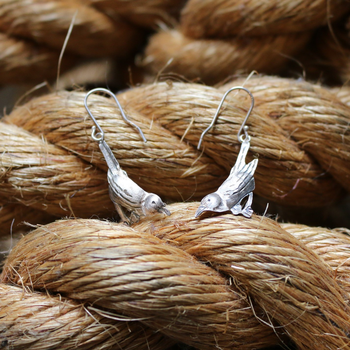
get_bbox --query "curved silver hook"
[84,87,147,143]
[197,86,254,150]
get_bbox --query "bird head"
[142,193,171,216]
[195,193,222,218]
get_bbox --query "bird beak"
[195,205,206,218]
[158,206,171,216]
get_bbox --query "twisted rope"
[0,0,184,84]
[180,0,350,37]
[88,0,186,28]
[0,0,348,85]
[1,204,350,349]
[142,1,350,84]
[0,0,142,57]
[0,32,77,84]
[0,78,349,233]
[0,216,279,349]
[142,29,311,85]
[0,283,172,350]
[220,76,350,193]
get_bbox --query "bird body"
[107,168,146,214]
[195,139,258,218]
[84,87,170,224]
[99,139,170,224]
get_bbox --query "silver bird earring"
[195,86,258,219]
[85,88,171,224]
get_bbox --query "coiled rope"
[1,203,350,349]
[0,77,349,233]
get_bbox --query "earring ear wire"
[197,86,254,150]
[195,86,258,219]
[85,87,147,143]
[84,88,170,224]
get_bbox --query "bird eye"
[208,199,210,202]
[152,201,156,204]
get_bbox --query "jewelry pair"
[84,87,258,225]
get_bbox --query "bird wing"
[218,158,258,197]
[107,169,145,211]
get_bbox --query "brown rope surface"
[0,2,350,348]
[331,85,350,106]
[0,217,279,349]
[2,203,350,348]
[0,122,112,218]
[0,78,349,233]
[134,202,350,349]
[0,0,142,57]
[0,90,225,213]
[88,0,186,28]
[117,81,346,201]
[142,29,311,85]
[280,223,350,294]
[141,1,350,85]
[0,283,172,350]
[0,0,179,84]
[0,0,348,85]
[180,0,350,37]
[0,32,76,84]
[220,75,350,193]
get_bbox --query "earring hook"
[197,86,254,150]
[84,87,147,143]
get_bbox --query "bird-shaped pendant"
[99,138,170,224]
[195,138,258,218]
[85,88,170,225]
[195,86,258,219]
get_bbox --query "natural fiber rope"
[2,203,350,349]
[331,85,350,107]
[141,1,350,84]
[87,0,186,28]
[0,0,142,57]
[0,283,173,350]
[0,122,113,218]
[117,80,347,198]
[1,77,349,233]
[0,0,186,84]
[142,29,311,85]
[134,203,350,349]
[0,3,349,349]
[0,32,76,84]
[0,0,348,85]
[280,223,350,295]
[180,0,350,37]
[220,75,350,193]
[0,216,279,349]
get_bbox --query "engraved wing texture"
[195,138,258,218]
[84,88,170,224]
[217,139,258,199]
[219,158,258,198]
[194,86,257,219]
